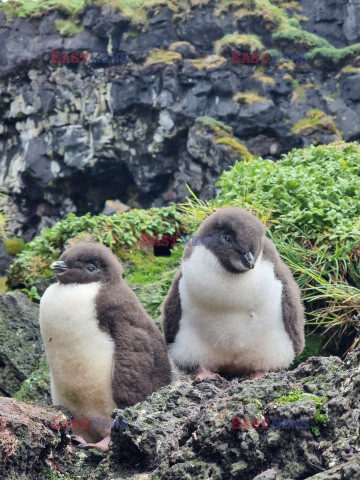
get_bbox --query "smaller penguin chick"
[40,242,171,451]
[162,208,305,381]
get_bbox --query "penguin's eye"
[86,264,98,273]
[222,234,234,245]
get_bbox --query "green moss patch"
[145,48,182,66]
[291,109,339,135]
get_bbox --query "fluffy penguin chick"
[40,242,171,451]
[162,208,305,381]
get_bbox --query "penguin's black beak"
[50,261,68,274]
[239,251,255,269]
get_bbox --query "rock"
[1,3,360,240]
[103,200,131,215]
[105,353,360,480]
[0,243,12,276]
[0,397,68,479]
[0,293,42,396]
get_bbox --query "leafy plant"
[8,206,185,289]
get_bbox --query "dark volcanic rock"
[106,353,360,480]
[0,293,42,396]
[1,3,360,239]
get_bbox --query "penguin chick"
[40,242,171,451]
[162,208,305,381]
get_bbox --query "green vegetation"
[251,73,276,85]
[7,206,184,289]
[276,389,328,436]
[215,137,252,160]
[145,48,182,66]
[14,356,51,406]
[234,90,267,104]
[214,33,264,54]
[4,237,25,255]
[272,26,331,49]
[195,117,252,160]
[189,55,227,70]
[54,18,84,36]
[291,109,339,135]
[308,43,360,64]
[0,0,87,18]
[195,116,233,134]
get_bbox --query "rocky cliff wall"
[0,0,360,239]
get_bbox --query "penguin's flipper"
[162,269,183,345]
[263,238,305,355]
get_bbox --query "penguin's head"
[196,207,266,274]
[50,242,123,285]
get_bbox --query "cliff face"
[0,0,360,239]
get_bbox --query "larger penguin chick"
[162,208,305,381]
[40,242,171,451]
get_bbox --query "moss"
[4,237,26,255]
[195,116,233,134]
[14,357,51,406]
[54,19,84,37]
[278,60,295,71]
[214,33,264,54]
[341,66,360,74]
[234,90,266,105]
[251,73,276,84]
[145,48,182,66]
[291,81,306,102]
[273,26,331,49]
[215,137,252,160]
[189,55,227,70]
[291,109,338,135]
[308,43,360,64]
[0,276,7,293]
[124,247,183,285]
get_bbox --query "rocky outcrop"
[299,0,360,47]
[1,346,359,479]
[107,352,360,479]
[0,293,43,396]
[1,3,360,240]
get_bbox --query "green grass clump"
[214,33,264,54]
[0,0,86,18]
[188,55,227,70]
[291,109,338,135]
[145,48,182,66]
[234,90,267,104]
[307,43,360,64]
[7,206,185,289]
[272,26,331,49]
[215,137,252,160]
[195,116,233,134]
[54,18,84,36]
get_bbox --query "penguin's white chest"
[169,246,295,372]
[39,282,116,422]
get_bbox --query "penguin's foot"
[249,371,267,380]
[195,367,222,381]
[72,434,111,452]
